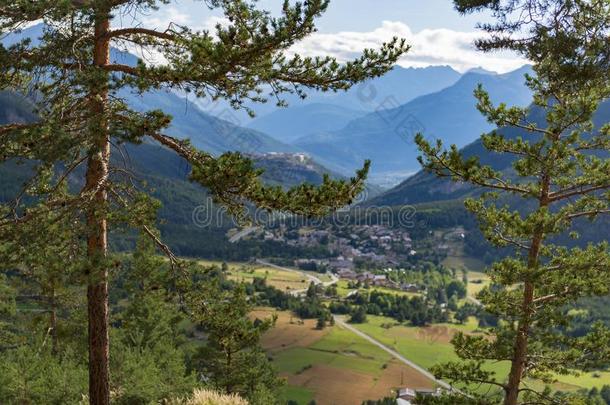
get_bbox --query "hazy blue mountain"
[126,89,296,155]
[317,65,463,110]
[466,67,497,75]
[246,103,365,143]
[0,23,45,46]
[294,65,534,179]
[370,98,610,207]
[3,24,296,156]
[246,64,465,144]
[195,65,462,123]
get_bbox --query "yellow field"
[335,279,421,299]
[198,260,308,291]
[465,270,491,298]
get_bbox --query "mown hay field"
[256,309,435,405]
[351,315,610,392]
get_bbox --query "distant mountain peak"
[295,64,534,183]
[395,64,459,73]
[466,66,498,75]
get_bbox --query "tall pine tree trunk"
[85,10,111,405]
[504,280,535,405]
[50,287,58,355]
[504,177,550,405]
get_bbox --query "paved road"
[258,259,459,393]
[255,259,338,296]
[258,259,461,393]
[333,315,453,391]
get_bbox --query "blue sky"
[124,1,526,73]
[176,0,490,32]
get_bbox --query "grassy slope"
[351,315,609,392]
[197,260,309,292]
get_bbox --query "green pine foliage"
[0,1,408,402]
[188,280,282,404]
[415,1,610,404]
[0,343,88,404]
[111,237,197,404]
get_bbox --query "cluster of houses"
[263,224,416,261]
[335,268,422,293]
[326,225,417,265]
[352,224,413,250]
[258,225,470,274]
[293,256,422,293]
[336,268,393,287]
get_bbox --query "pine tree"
[416,1,610,403]
[189,282,281,404]
[306,281,318,299]
[316,314,326,329]
[0,2,407,403]
[111,236,196,403]
[0,273,16,346]
[349,306,367,324]
[0,189,82,355]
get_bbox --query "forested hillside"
[2,2,609,405]
[0,91,367,259]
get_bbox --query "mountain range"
[372,98,610,206]
[2,24,609,262]
[246,103,366,143]
[3,25,535,189]
[291,66,534,183]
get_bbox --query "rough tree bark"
[50,287,58,355]
[85,9,111,405]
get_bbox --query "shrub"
[166,388,249,405]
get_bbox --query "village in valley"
[242,222,469,295]
[218,217,487,404]
[218,214,608,405]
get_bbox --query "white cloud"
[112,10,231,65]
[289,21,529,73]
[113,13,527,74]
[140,7,192,30]
[137,8,229,33]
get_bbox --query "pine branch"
[107,27,177,41]
[566,209,610,219]
[550,184,610,202]
[147,132,213,164]
[421,145,532,195]
[0,123,35,135]
[101,64,139,76]
[531,288,570,305]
